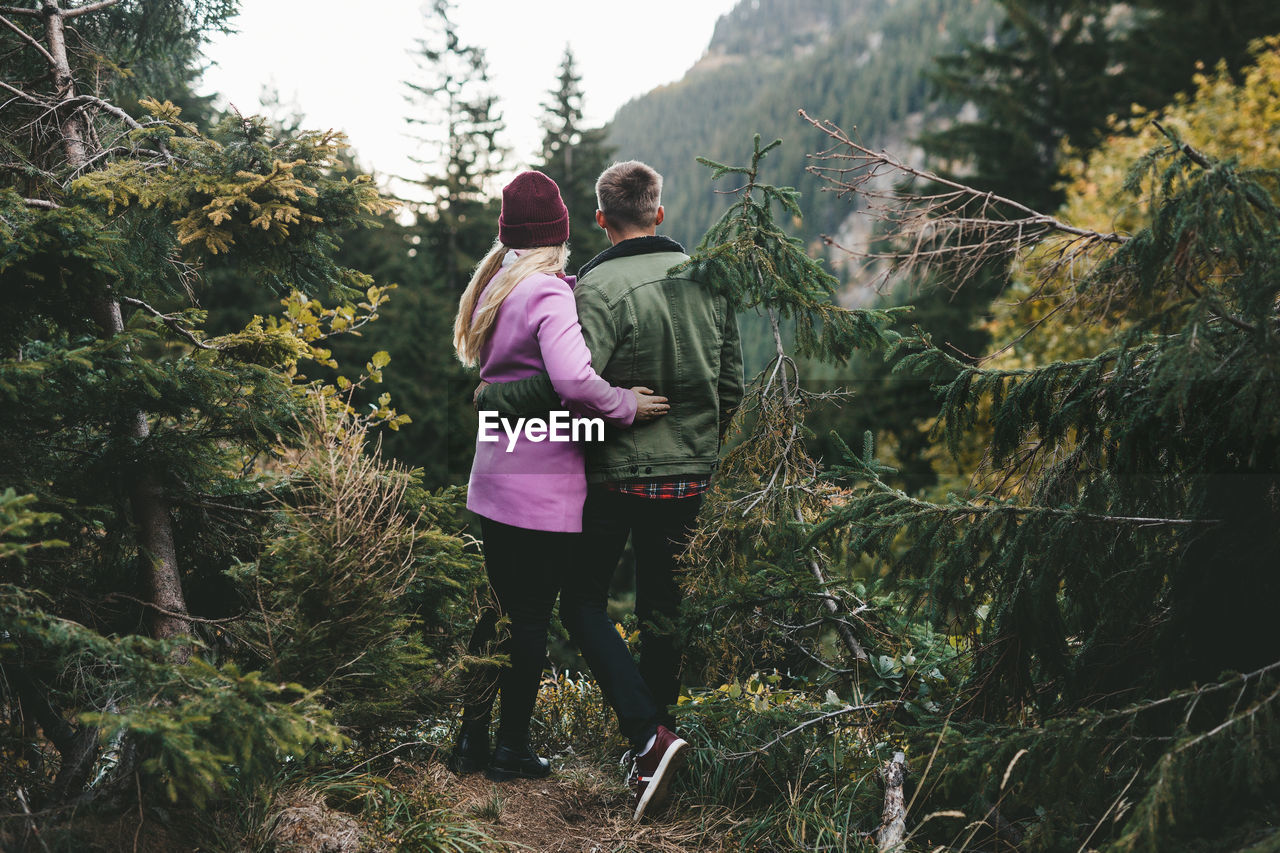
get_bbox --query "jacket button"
[630,466,638,473]
[645,467,652,474]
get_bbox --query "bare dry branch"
[797,109,1126,295]
[1152,120,1212,169]
[724,702,891,758]
[120,296,215,350]
[23,197,59,208]
[62,94,174,162]
[0,77,44,104]
[68,144,164,178]
[0,12,55,64]
[103,592,241,627]
[63,92,142,130]
[0,4,39,15]
[61,0,121,17]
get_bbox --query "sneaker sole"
[633,738,689,821]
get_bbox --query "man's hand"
[472,380,490,411]
[631,386,670,423]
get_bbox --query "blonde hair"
[453,240,571,367]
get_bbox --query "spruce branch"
[814,445,1218,549]
[120,296,214,350]
[681,135,889,682]
[1151,119,1212,170]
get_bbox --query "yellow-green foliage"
[534,671,626,756]
[73,101,394,256]
[988,37,1280,370]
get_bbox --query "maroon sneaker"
[627,725,689,821]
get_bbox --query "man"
[479,160,743,819]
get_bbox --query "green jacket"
[479,235,744,484]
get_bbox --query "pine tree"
[794,86,1280,847]
[391,0,510,483]
[404,0,507,290]
[677,136,906,690]
[663,137,964,851]
[922,0,1280,212]
[536,45,613,266]
[0,0,478,812]
[878,0,1280,502]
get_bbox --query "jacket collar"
[577,235,686,279]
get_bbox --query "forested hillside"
[608,0,996,252]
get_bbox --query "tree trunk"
[12,668,98,804]
[43,0,191,649]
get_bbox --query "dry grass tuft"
[267,786,363,853]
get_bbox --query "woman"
[449,170,668,781]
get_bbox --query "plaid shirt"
[605,476,710,500]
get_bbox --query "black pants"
[462,516,569,748]
[559,486,703,747]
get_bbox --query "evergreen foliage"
[404,0,507,291]
[677,137,910,695]
[925,0,1280,212]
[797,76,1280,848]
[229,400,480,734]
[536,45,613,268]
[0,0,480,822]
[804,0,1280,498]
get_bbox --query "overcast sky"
[200,1,739,195]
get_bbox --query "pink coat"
[465,265,636,532]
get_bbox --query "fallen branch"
[878,751,907,852]
[103,592,239,626]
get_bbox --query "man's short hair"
[596,161,663,230]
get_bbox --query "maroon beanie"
[499,170,570,248]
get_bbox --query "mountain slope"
[606,0,996,255]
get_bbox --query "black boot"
[448,717,491,775]
[486,741,551,781]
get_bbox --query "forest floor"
[0,749,735,853]
[392,753,735,853]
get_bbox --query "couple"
[449,161,743,821]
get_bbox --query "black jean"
[559,486,703,747]
[462,516,569,748]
